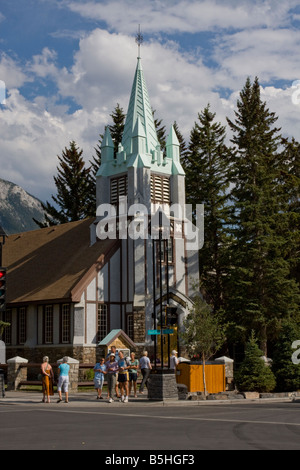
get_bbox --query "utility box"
[176,362,225,394]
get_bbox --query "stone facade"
[5,345,96,367]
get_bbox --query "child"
[93,358,107,399]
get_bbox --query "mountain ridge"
[0,178,46,235]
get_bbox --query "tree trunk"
[202,353,207,395]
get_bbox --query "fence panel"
[176,363,225,393]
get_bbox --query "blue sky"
[0,0,300,202]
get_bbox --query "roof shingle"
[2,218,118,304]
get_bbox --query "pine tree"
[279,137,300,285]
[109,103,126,157]
[185,105,231,312]
[225,77,300,355]
[272,320,300,392]
[90,103,126,177]
[35,141,94,226]
[173,121,188,168]
[235,331,276,393]
[152,109,166,152]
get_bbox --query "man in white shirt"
[170,350,178,371]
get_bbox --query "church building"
[1,55,199,363]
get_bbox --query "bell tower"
[93,48,198,350]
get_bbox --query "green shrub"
[272,321,300,392]
[236,331,276,393]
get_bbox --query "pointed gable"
[121,58,159,155]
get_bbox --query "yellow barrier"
[176,362,225,394]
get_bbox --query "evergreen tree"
[90,103,126,177]
[279,137,300,285]
[152,109,166,152]
[235,331,276,393]
[35,141,94,226]
[272,320,300,392]
[173,120,188,168]
[109,103,126,157]
[89,104,126,214]
[224,77,300,355]
[185,105,231,312]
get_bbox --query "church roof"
[2,218,118,304]
[121,58,159,155]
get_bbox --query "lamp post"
[159,211,163,369]
[0,225,7,267]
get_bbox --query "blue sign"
[163,329,174,334]
[148,329,174,335]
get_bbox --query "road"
[1,394,300,452]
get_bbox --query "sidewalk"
[1,390,298,407]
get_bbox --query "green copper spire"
[121,58,159,155]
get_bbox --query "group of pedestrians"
[40,348,179,404]
[94,347,153,403]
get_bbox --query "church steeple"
[121,58,159,156]
[95,54,185,212]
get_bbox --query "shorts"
[129,372,137,382]
[57,375,69,392]
[118,372,128,383]
[94,377,104,389]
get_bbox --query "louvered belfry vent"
[110,175,128,205]
[150,174,170,204]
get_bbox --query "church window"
[18,307,26,345]
[150,175,170,203]
[97,304,108,341]
[61,304,71,344]
[110,175,128,205]
[44,305,53,344]
[126,313,134,340]
[156,238,174,265]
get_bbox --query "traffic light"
[166,306,178,326]
[0,268,6,313]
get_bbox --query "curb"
[1,391,299,407]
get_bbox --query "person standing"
[41,356,54,403]
[57,357,70,403]
[93,358,107,400]
[139,351,152,394]
[128,352,139,398]
[105,353,119,403]
[117,351,129,403]
[106,345,120,398]
[170,350,179,371]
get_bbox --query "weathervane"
[135,24,143,58]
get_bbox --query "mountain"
[0,178,46,235]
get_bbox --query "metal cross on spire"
[135,24,143,58]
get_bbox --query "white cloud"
[65,0,297,34]
[214,28,300,83]
[0,53,30,88]
[29,48,59,79]
[65,0,299,33]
